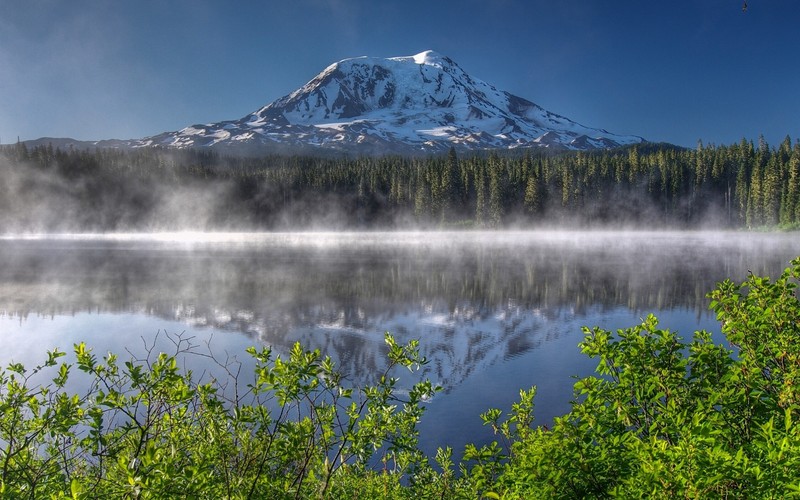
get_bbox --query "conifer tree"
[488,156,504,226]
[524,172,541,214]
[475,162,487,226]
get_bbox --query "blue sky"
[1,0,798,148]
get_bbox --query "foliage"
[482,256,800,498]
[0,333,443,498]
[2,258,800,498]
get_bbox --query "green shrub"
[3,258,800,498]
[0,333,442,499]
[481,257,800,498]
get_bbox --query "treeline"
[2,135,799,230]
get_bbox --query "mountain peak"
[386,50,451,68]
[139,51,645,154]
[332,50,450,69]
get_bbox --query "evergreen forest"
[1,135,799,231]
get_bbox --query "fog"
[1,144,799,456]
[2,230,796,372]
[4,140,778,233]
[1,228,797,456]
[0,152,243,232]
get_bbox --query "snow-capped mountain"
[138,50,644,154]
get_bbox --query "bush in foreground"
[1,258,799,498]
[479,256,800,498]
[0,334,451,499]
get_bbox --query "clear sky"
[1,0,798,148]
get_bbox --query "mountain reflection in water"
[0,231,797,453]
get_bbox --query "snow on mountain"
[138,50,645,154]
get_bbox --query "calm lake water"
[0,230,797,457]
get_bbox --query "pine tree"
[414,168,430,221]
[762,155,780,226]
[733,139,752,224]
[784,143,800,225]
[474,162,487,227]
[524,172,541,214]
[441,146,461,222]
[747,157,762,227]
[488,156,504,227]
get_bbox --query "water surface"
[0,230,796,456]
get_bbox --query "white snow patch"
[409,50,445,67]
[418,126,457,138]
[314,122,349,131]
[180,127,206,136]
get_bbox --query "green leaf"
[70,478,83,499]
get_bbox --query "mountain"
[22,51,644,155]
[137,50,644,154]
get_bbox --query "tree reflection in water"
[0,231,796,452]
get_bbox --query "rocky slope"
[138,50,644,154]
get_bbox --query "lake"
[0,230,797,458]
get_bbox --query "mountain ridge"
[25,51,646,155]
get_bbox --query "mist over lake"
[1,230,797,455]
[4,0,800,493]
